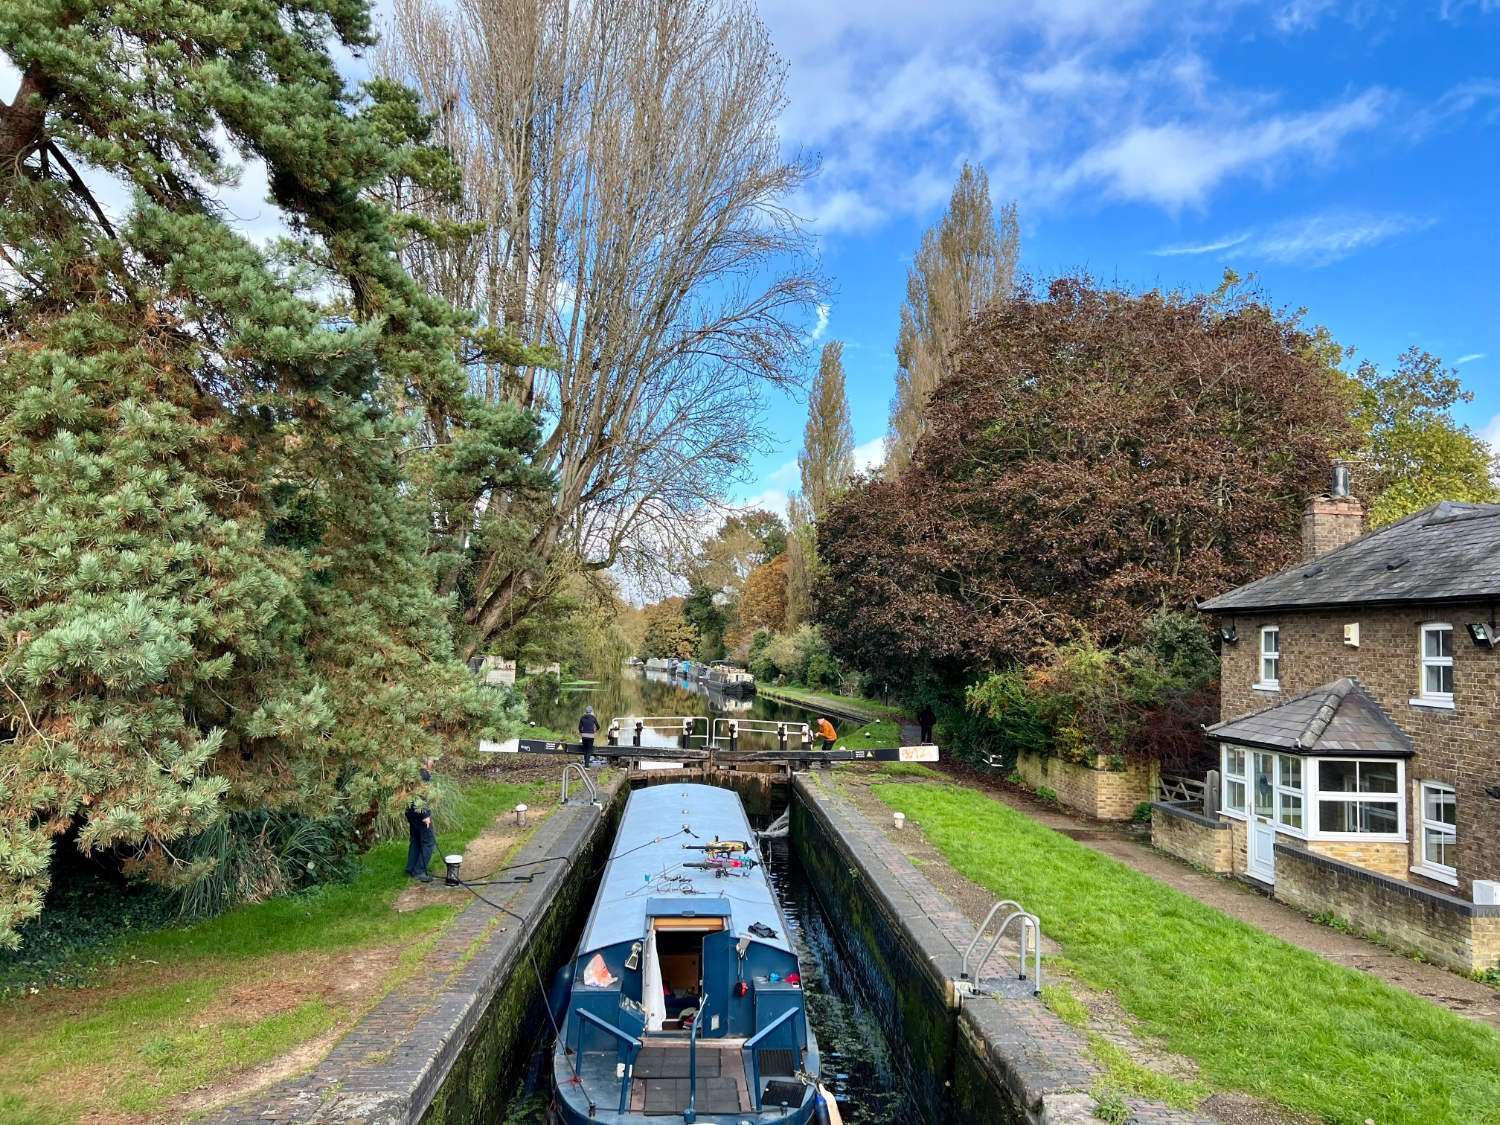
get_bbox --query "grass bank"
[756,683,906,721]
[875,780,1500,1125]
[0,777,549,1125]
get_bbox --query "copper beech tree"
[816,277,1360,686]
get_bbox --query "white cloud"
[807,303,831,342]
[1065,91,1387,209]
[1151,210,1426,266]
[1273,0,1338,32]
[852,437,886,475]
[1480,414,1500,453]
[759,0,1402,233]
[1456,353,1485,365]
[1153,233,1251,256]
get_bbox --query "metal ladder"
[956,899,1042,996]
[560,762,599,805]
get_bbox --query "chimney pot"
[1303,468,1364,560]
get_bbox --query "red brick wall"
[1215,603,1500,897]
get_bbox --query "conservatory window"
[1314,759,1403,838]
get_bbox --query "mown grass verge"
[0,777,548,1124]
[756,683,906,720]
[875,781,1500,1125]
[842,717,904,748]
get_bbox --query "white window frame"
[1255,625,1280,690]
[1275,754,1306,837]
[1411,623,1454,709]
[1412,780,1457,885]
[1219,747,1306,836]
[1310,758,1405,842]
[1221,746,1247,817]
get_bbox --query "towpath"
[934,760,1500,1032]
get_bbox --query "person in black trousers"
[405,756,437,882]
[578,705,600,767]
[917,703,936,744]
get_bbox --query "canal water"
[499,789,922,1124]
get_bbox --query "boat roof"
[578,784,791,955]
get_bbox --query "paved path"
[948,767,1500,1032]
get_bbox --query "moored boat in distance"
[550,784,824,1124]
[644,657,672,673]
[704,663,755,698]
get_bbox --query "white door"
[1247,751,1276,884]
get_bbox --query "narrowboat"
[644,657,672,673]
[550,784,826,1124]
[704,664,756,698]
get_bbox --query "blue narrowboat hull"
[551,784,820,1124]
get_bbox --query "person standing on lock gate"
[578,705,600,767]
[815,715,837,752]
[405,756,437,882]
[917,703,936,744]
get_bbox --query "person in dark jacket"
[917,703,936,744]
[405,757,436,882]
[579,705,600,767]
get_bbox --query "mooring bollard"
[515,803,528,827]
[633,720,644,747]
[893,812,905,830]
[608,719,620,747]
[777,722,787,753]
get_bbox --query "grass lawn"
[875,780,1500,1125]
[0,777,548,1124]
[758,683,907,720]
[842,718,904,748]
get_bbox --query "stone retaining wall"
[1016,751,1157,821]
[1150,802,1233,873]
[1273,842,1500,973]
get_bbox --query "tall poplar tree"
[0,0,526,944]
[798,341,856,521]
[886,164,1019,475]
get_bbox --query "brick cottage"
[1153,483,1500,972]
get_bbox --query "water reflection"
[528,669,817,737]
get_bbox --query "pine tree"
[886,165,1019,475]
[0,1,528,944]
[799,341,856,522]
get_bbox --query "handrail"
[684,993,708,1124]
[976,911,1042,993]
[961,900,1024,979]
[742,1005,802,1110]
[560,763,598,804]
[573,1008,641,1114]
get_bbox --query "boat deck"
[564,1037,805,1119]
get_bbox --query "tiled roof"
[1199,501,1500,612]
[1204,677,1415,757]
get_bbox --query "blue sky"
[4,2,1496,526]
[738,0,1500,516]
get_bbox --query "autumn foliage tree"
[817,277,1360,687]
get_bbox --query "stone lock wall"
[1016,751,1157,821]
[1273,843,1500,973]
[1150,803,1233,873]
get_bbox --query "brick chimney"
[1302,465,1364,560]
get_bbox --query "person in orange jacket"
[815,716,837,752]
